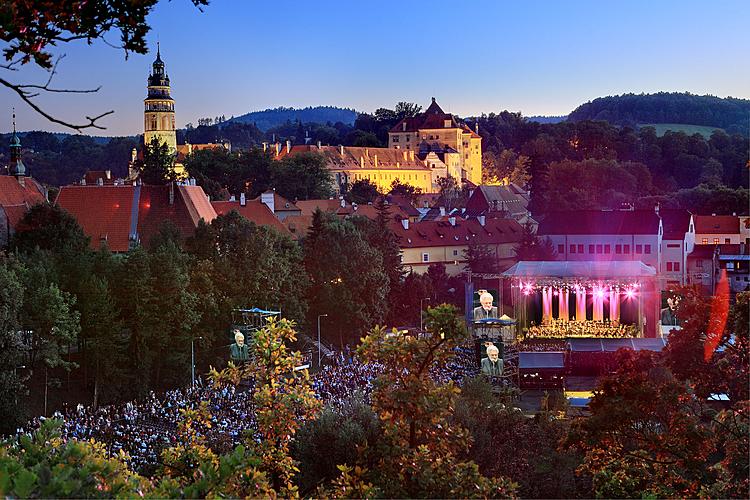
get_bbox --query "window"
[624,244,630,254]
[578,244,584,254]
[393,136,399,143]
[453,249,458,256]
[674,262,680,272]
[558,244,565,254]
[702,238,708,244]
[615,244,622,254]
[645,244,651,254]
[589,244,595,254]
[636,244,642,253]
[697,260,704,268]
[667,243,680,248]
[604,244,611,254]
[667,262,673,272]
[406,135,410,142]
[422,253,429,263]
[725,238,731,244]
[714,238,720,244]
[570,245,576,254]
[596,244,603,254]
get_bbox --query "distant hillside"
[638,123,724,138]
[568,92,750,135]
[228,106,358,131]
[526,115,567,124]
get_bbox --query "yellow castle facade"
[387,98,482,185]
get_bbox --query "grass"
[638,123,724,138]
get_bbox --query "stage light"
[522,289,531,296]
[595,289,604,299]
[625,288,636,299]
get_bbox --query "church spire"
[9,108,25,177]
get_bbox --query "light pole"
[317,314,328,367]
[191,336,203,388]
[14,365,25,406]
[420,297,431,332]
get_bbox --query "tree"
[0,258,27,434]
[464,238,499,274]
[211,318,320,496]
[136,136,176,185]
[389,178,422,205]
[11,204,90,255]
[0,0,208,131]
[514,221,556,261]
[482,149,530,186]
[343,305,517,498]
[304,211,388,346]
[274,152,334,201]
[345,178,380,204]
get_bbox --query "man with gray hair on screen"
[473,291,499,320]
[481,343,503,377]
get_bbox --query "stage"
[502,261,660,338]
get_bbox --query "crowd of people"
[20,344,478,473]
[525,319,638,339]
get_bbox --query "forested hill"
[228,106,358,131]
[568,93,750,135]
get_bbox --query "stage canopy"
[518,351,565,369]
[502,261,657,279]
[567,337,667,352]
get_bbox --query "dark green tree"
[137,136,176,185]
[514,221,556,261]
[345,178,380,204]
[0,258,27,434]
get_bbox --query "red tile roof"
[538,210,661,236]
[391,218,524,248]
[295,199,342,216]
[211,200,293,238]
[137,185,197,246]
[178,185,217,226]
[2,204,30,230]
[283,214,314,239]
[252,191,300,212]
[274,145,430,172]
[56,185,135,252]
[0,176,46,207]
[659,209,693,240]
[694,215,739,234]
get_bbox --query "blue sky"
[1,0,748,135]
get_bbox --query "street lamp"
[14,365,25,406]
[191,336,203,388]
[420,297,431,332]
[317,314,328,367]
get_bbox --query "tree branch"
[0,76,113,131]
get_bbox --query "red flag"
[705,269,729,362]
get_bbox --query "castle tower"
[144,43,177,154]
[8,110,26,179]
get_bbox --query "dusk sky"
[1,0,748,136]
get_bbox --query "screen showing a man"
[473,292,499,320]
[481,344,503,377]
[660,296,680,326]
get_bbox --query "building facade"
[388,98,482,185]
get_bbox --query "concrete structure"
[388,98,482,185]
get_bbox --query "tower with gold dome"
[144,44,177,154]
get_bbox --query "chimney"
[262,142,268,152]
[365,148,369,157]
[440,206,446,217]
[340,197,346,208]
[105,170,111,179]
[131,148,137,162]
[654,202,660,215]
[97,177,103,186]
[449,216,456,226]
[409,150,414,161]
[286,140,291,153]
[81,178,86,186]
[402,151,407,161]
[401,218,409,230]
[317,140,322,148]
[374,154,378,168]
[229,195,236,202]
[275,142,281,156]
[339,144,344,155]
[402,122,407,132]
[240,192,246,206]
[478,215,486,226]
[261,190,275,213]
[360,156,365,168]
[475,122,479,134]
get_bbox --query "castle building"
[144,43,177,154]
[388,98,482,185]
